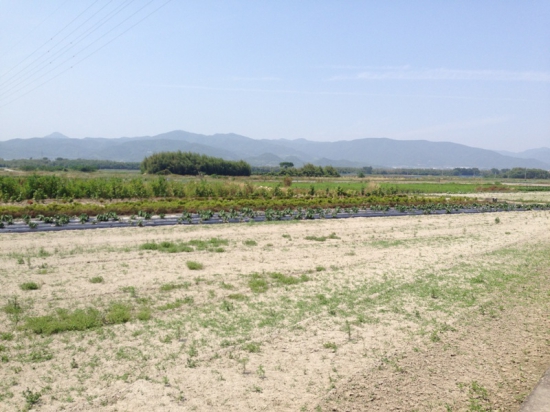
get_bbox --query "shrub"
[89,276,104,284]
[20,282,40,291]
[186,261,203,270]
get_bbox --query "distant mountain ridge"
[1,130,548,170]
[497,147,550,166]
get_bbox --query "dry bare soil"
[1,211,549,412]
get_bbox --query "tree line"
[140,151,251,176]
[0,158,140,171]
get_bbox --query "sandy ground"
[0,211,549,411]
[434,191,550,203]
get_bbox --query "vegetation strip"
[1,202,548,233]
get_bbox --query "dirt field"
[1,211,549,411]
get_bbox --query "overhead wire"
[0,0,72,58]
[0,0,118,90]
[0,0,136,96]
[0,0,101,80]
[0,0,173,108]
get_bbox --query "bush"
[186,261,204,270]
[20,282,40,291]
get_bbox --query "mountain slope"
[0,131,548,169]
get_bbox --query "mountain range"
[0,131,548,170]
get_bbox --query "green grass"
[20,282,40,290]
[89,276,104,284]
[22,302,134,335]
[247,272,310,293]
[157,297,194,311]
[242,342,261,353]
[248,274,269,293]
[159,282,191,292]
[186,261,204,270]
[305,232,340,242]
[243,239,257,246]
[141,238,228,254]
[140,241,193,253]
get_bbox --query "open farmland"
[1,211,549,411]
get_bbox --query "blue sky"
[0,0,548,151]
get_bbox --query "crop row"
[0,195,474,218]
[2,202,549,231]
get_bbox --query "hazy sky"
[0,1,549,151]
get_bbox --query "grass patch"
[157,297,194,311]
[20,282,40,291]
[305,232,340,242]
[227,293,248,301]
[142,238,229,254]
[243,239,257,246]
[89,276,104,284]
[247,272,310,293]
[23,302,134,335]
[160,282,191,292]
[186,261,204,270]
[248,274,269,293]
[269,272,310,286]
[242,342,261,353]
[140,241,193,253]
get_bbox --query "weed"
[22,388,41,408]
[257,364,266,379]
[243,239,257,246]
[242,342,261,353]
[121,286,137,298]
[305,235,327,242]
[430,330,441,342]
[227,293,248,301]
[20,282,40,291]
[160,282,190,292]
[220,281,235,290]
[157,297,193,311]
[494,217,500,224]
[104,302,132,324]
[38,247,50,258]
[136,306,151,321]
[316,266,326,272]
[240,357,249,374]
[323,342,337,352]
[186,261,204,270]
[248,274,269,293]
[2,296,23,317]
[0,332,14,341]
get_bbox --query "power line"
[0,0,136,96]
[0,0,149,101]
[0,0,72,58]
[0,0,118,90]
[0,0,172,108]
[0,0,101,80]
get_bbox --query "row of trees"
[0,158,140,171]
[140,151,251,176]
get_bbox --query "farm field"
[1,211,549,411]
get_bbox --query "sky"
[0,0,549,152]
